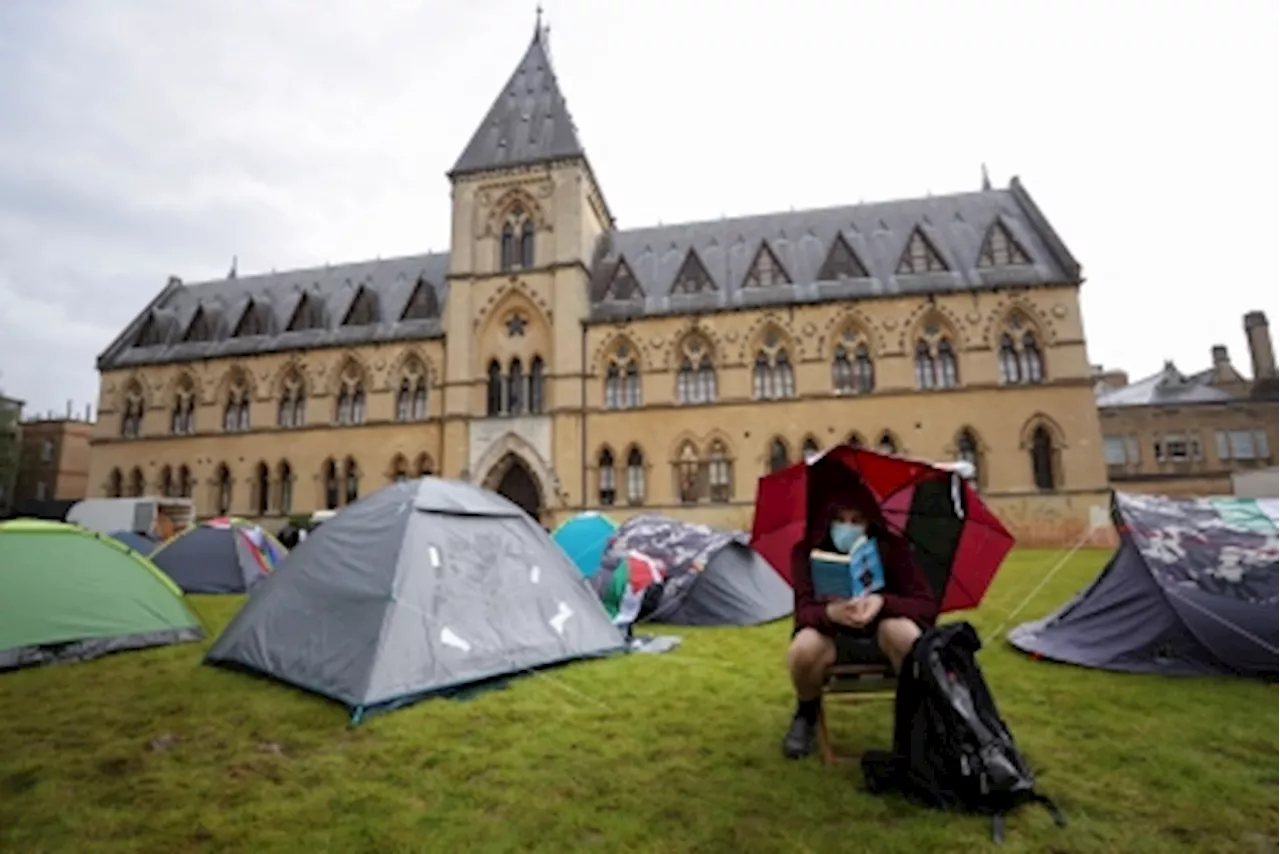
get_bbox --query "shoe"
[782,713,817,759]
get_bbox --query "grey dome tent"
[592,514,793,627]
[205,478,627,721]
[1008,493,1278,680]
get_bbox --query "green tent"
[0,519,204,671]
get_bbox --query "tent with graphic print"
[205,478,627,722]
[150,517,287,594]
[592,514,793,627]
[1009,493,1278,680]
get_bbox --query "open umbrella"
[750,445,1014,613]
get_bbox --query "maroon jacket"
[792,529,938,634]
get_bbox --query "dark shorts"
[792,624,892,667]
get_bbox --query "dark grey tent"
[150,518,286,594]
[592,514,794,627]
[205,478,627,721]
[1008,493,1278,680]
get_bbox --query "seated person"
[782,498,938,759]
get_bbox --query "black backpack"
[860,621,1065,845]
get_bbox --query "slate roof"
[449,24,585,178]
[96,27,1084,372]
[1096,362,1236,408]
[100,254,449,370]
[585,178,1080,322]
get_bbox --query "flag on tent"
[603,551,667,626]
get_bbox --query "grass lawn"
[1,548,1276,853]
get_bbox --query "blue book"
[810,538,885,599]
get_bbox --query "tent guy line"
[1162,586,1278,655]
[982,519,1106,645]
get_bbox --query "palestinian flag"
[602,551,666,626]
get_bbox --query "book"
[810,538,886,600]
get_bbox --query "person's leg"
[782,627,836,758]
[875,617,923,673]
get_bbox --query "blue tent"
[552,512,618,578]
[107,530,160,555]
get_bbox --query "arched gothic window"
[395,358,429,422]
[956,429,981,488]
[520,220,535,268]
[159,465,174,498]
[1030,426,1057,491]
[487,360,504,416]
[708,441,732,503]
[278,461,293,514]
[675,335,717,404]
[107,468,123,497]
[877,432,899,455]
[344,457,359,504]
[597,447,616,506]
[177,465,192,498]
[500,223,515,272]
[334,362,366,425]
[255,462,270,516]
[752,329,795,400]
[529,356,545,414]
[120,381,145,438]
[391,455,409,482]
[414,453,434,477]
[223,371,251,432]
[127,467,145,498]
[832,328,875,394]
[914,324,959,390]
[603,340,641,410]
[323,458,339,510]
[278,368,306,428]
[802,437,821,461]
[768,438,789,473]
[507,358,525,416]
[625,446,646,505]
[171,377,196,435]
[215,464,232,515]
[675,442,701,504]
[997,315,1046,385]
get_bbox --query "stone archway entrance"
[484,454,543,522]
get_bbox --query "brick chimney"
[1244,311,1276,379]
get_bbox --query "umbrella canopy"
[551,512,618,577]
[750,445,1014,613]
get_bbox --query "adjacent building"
[0,393,23,516]
[86,21,1111,546]
[12,409,95,505]
[1095,311,1278,496]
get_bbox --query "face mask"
[830,521,865,553]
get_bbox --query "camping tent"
[1008,493,1279,680]
[150,517,287,593]
[552,512,618,577]
[591,514,793,627]
[0,519,203,671]
[107,529,160,555]
[205,478,627,721]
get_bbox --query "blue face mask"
[830,521,865,553]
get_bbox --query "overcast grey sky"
[1,0,1276,417]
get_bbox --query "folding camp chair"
[817,638,898,766]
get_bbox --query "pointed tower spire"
[448,20,586,179]
[228,255,238,279]
[980,163,993,191]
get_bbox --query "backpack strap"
[1033,793,1067,827]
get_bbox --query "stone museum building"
[88,22,1111,545]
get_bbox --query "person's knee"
[876,617,922,661]
[788,628,835,670]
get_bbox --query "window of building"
[1154,434,1201,463]
[597,448,616,506]
[751,329,795,401]
[675,335,717,404]
[626,447,645,505]
[768,438,789,473]
[1215,429,1272,462]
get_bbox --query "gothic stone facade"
[1095,311,1279,496]
[89,26,1111,546]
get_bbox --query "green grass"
[1,549,1276,854]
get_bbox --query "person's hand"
[825,598,864,628]
[845,594,884,629]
